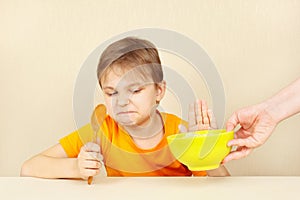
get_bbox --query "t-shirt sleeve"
[191,170,207,176]
[59,123,94,158]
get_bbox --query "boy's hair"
[97,37,163,87]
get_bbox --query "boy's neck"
[122,111,164,140]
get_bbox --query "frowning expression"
[101,66,165,128]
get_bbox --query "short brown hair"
[97,37,163,87]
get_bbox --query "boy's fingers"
[188,103,196,127]
[195,100,203,124]
[197,124,210,130]
[84,142,100,153]
[87,152,102,161]
[79,151,100,161]
[208,109,217,129]
[203,117,209,125]
[82,160,101,169]
[201,100,209,119]
[79,148,104,161]
[82,169,100,178]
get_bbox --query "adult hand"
[223,103,277,163]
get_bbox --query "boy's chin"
[116,118,137,127]
[114,115,151,128]
[117,119,148,129]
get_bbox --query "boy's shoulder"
[160,112,188,127]
[161,112,181,120]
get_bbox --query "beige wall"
[1,0,299,176]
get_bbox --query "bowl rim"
[166,129,234,141]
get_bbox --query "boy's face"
[101,66,165,128]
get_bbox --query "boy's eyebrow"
[102,86,115,90]
[102,83,147,90]
[127,83,145,88]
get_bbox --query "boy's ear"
[156,80,166,103]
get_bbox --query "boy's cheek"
[103,98,112,108]
[105,107,114,117]
[101,101,111,116]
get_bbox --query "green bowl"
[167,129,234,171]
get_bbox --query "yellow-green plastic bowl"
[167,129,234,171]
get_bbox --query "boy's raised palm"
[188,100,217,131]
[178,100,217,133]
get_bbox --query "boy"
[21,37,229,179]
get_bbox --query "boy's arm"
[206,165,230,176]
[20,143,81,178]
[21,143,102,179]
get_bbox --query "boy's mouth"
[117,111,137,115]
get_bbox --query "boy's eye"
[131,88,142,94]
[105,91,117,97]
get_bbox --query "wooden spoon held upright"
[88,104,107,185]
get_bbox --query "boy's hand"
[77,142,103,180]
[188,99,217,131]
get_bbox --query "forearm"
[21,154,80,179]
[206,165,230,177]
[263,78,300,123]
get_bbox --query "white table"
[1,176,299,200]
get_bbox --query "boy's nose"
[116,93,130,106]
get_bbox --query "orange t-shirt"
[59,108,206,177]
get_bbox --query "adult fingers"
[227,128,261,148]
[226,112,240,132]
[222,147,253,164]
[227,138,253,148]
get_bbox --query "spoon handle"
[87,104,107,185]
[87,176,93,185]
